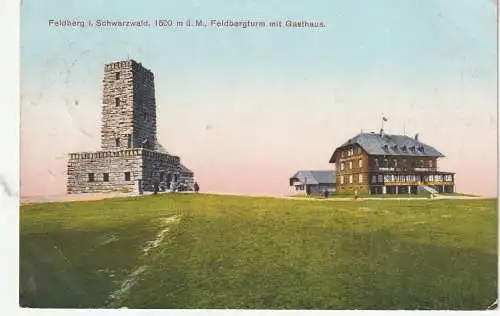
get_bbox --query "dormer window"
[401,145,407,151]
[410,146,416,152]
[418,146,424,152]
[382,145,389,151]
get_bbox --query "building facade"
[289,170,336,195]
[328,132,455,195]
[67,59,194,194]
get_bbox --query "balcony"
[369,167,437,172]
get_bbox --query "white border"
[2,0,498,315]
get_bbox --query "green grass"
[20,194,497,309]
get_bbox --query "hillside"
[20,194,497,309]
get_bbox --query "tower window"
[88,173,95,182]
[124,172,131,181]
[103,173,109,182]
[127,134,132,148]
[115,138,120,147]
[115,97,120,106]
[115,72,120,80]
[143,112,147,122]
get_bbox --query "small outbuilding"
[289,170,336,196]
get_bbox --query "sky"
[20,0,498,197]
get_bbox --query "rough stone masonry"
[67,59,194,194]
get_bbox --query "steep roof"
[289,170,336,185]
[329,133,445,162]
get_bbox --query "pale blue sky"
[20,0,498,196]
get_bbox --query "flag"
[382,116,388,121]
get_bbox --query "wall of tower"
[67,149,143,194]
[101,60,135,151]
[100,60,157,151]
[132,61,157,150]
[141,150,181,190]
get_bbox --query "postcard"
[19,0,498,311]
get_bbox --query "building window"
[402,159,407,165]
[359,159,363,168]
[349,161,353,169]
[372,175,377,183]
[115,72,120,80]
[115,97,120,106]
[103,173,109,182]
[374,158,379,167]
[340,175,344,184]
[358,147,362,154]
[384,159,389,167]
[127,134,132,148]
[115,138,120,147]
[349,175,353,184]
[393,159,397,167]
[419,160,424,168]
[124,172,131,181]
[341,162,345,171]
[359,174,363,183]
[378,175,383,183]
[143,112,147,122]
[88,173,95,182]
[428,160,433,168]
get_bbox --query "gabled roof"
[289,170,336,186]
[329,133,445,163]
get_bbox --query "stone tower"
[66,59,194,194]
[101,60,157,151]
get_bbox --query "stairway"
[418,185,439,195]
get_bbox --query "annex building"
[67,59,194,194]
[289,170,336,195]
[329,131,455,195]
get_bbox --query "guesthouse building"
[328,131,455,195]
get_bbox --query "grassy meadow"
[20,194,497,309]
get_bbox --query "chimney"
[414,133,419,141]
